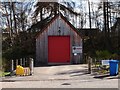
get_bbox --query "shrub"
[96,50,112,60]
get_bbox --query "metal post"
[16,59,18,67]
[23,58,25,67]
[95,58,96,67]
[11,60,14,71]
[20,58,22,66]
[29,58,34,75]
[10,59,14,76]
[88,56,92,74]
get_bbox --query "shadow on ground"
[35,64,79,67]
[55,69,89,77]
[93,74,120,79]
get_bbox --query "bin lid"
[109,60,119,63]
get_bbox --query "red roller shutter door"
[48,36,70,63]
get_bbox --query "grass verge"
[0,70,10,77]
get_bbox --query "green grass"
[0,70,10,77]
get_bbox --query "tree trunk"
[88,0,91,29]
[10,2,13,36]
[4,4,11,37]
[12,2,18,35]
[103,2,107,34]
[21,4,25,31]
[106,2,110,37]
[40,8,43,21]
[54,3,57,15]
[103,1,112,51]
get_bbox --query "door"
[48,36,70,63]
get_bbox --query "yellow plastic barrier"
[16,65,24,76]
[24,67,30,76]
[16,65,30,76]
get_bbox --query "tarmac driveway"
[1,64,118,88]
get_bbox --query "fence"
[11,58,34,76]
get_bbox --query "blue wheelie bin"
[109,60,119,76]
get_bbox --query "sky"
[61,0,100,28]
[0,0,99,28]
[0,0,119,29]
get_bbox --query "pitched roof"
[35,14,81,39]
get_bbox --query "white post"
[11,60,14,71]
[23,58,25,67]
[95,58,96,67]
[16,59,18,68]
[20,58,22,66]
[88,56,92,74]
[29,58,34,75]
